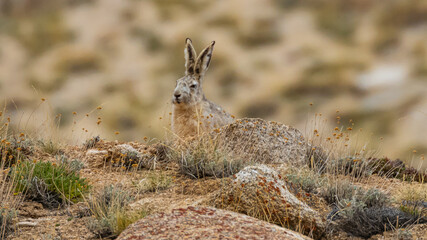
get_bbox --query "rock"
[113,144,141,156]
[84,142,166,169]
[84,149,108,168]
[17,221,38,227]
[213,165,325,239]
[117,206,311,240]
[85,149,108,156]
[213,118,308,166]
[109,144,155,169]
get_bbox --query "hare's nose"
[174,93,181,99]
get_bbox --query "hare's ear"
[184,38,197,75]
[194,41,215,77]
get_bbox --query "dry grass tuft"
[83,135,101,150]
[321,180,390,208]
[0,208,16,238]
[38,139,64,155]
[303,113,427,183]
[301,113,427,238]
[396,183,427,218]
[168,136,246,179]
[86,185,147,239]
[0,136,34,168]
[285,167,325,194]
[0,116,34,238]
[368,157,427,183]
[137,171,172,193]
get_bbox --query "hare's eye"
[190,84,197,89]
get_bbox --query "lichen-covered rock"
[83,141,167,170]
[108,143,165,169]
[213,118,308,165]
[107,144,144,168]
[84,149,108,168]
[117,206,311,240]
[213,165,325,239]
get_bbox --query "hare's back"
[203,100,233,126]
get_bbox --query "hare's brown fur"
[172,39,233,138]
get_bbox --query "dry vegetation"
[0,0,426,239]
[0,99,425,240]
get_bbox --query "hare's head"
[172,38,215,106]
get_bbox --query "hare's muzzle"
[173,93,182,104]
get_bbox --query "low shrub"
[334,205,425,238]
[320,156,426,183]
[11,160,90,208]
[320,181,358,205]
[321,180,390,207]
[285,168,324,193]
[368,158,426,183]
[358,188,390,209]
[322,181,423,238]
[87,185,147,238]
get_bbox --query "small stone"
[85,149,108,156]
[17,221,38,227]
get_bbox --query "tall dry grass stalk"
[0,104,35,238]
[304,111,383,180]
[301,110,426,238]
[0,99,77,238]
[11,96,105,148]
[85,185,147,238]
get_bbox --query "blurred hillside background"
[0,0,426,169]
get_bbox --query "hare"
[172,38,233,138]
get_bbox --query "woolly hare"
[172,38,233,138]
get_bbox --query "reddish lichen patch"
[117,206,311,240]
